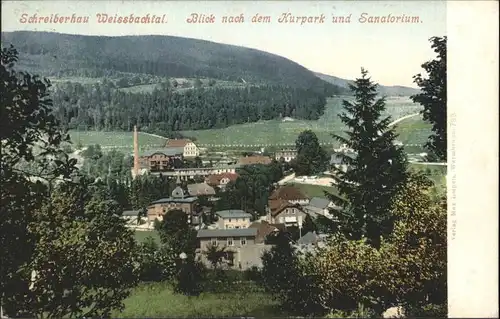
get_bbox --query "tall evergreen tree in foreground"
[328,68,408,247]
[411,36,447,161]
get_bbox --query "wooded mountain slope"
[1,31,344,94]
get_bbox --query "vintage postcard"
[1,0,497,318]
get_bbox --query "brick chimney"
[133,125,139,177]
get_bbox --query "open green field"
[118,83,162,93]
[289,183,338,198]
[112,281,281,317]
[116,77,244,94]
[69,131,166,151]
[394,115,432,147]
[68,96,429,152]
[182,96,424,147]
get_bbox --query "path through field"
[140,132,168,140]
[388,113,420,127]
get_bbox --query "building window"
[227,237,234,246]
[240,237,247,245]
[228,218,232,222]
[211,238,217,246]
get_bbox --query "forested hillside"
[1,31,344,93]
[51,81,327,132]
[1,31,351,133]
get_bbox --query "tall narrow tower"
[133,125,139,177]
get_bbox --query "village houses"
[302,197,338,219]
[266,198,312,227]
[248,220,285,244]
[146,180,200,225]
[165,138,200,158]
[269,185,310,205]
[274,149,297,162]
[237,155,272,166]
[215,210,252,229]
[205,172,239,190]
[187,183,216,197]
[196,228,272,270]
[139,148,184,172]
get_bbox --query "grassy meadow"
[69,130,166,151]
[289,183,339,198]
[394,115,433,148]
[181,96,427,147]
[112,281,282,318]
[67,96,430,153]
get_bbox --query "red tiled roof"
[205,173,239,186]
[268,199,302,217]
[237,155,272,166]
[165,139,192,148]
[269,185,309,201]
[249,221,280,243]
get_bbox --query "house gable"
[269,185,309,202]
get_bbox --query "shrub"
[137,238,176,282]
[244,266,262,282]
[312,236,387,313]
[325,303,377,318]
[379,174,447,310]
[260,232,324,316]
[310,173,446,315]
[173,257,205,296]
[62,143,74,154]
[407,303,447,318]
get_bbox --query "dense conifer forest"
[50,81,328,131]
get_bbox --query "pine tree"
[294,130,328,176]
[411,36,447,161]
[328,68,408,247]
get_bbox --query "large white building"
[274,149,297,162]
[165,139,200,157]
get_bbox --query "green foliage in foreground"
[259,173,446,318]
[411,36,447,161]
[111,281,282,318]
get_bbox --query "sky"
[2,1,447,87]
